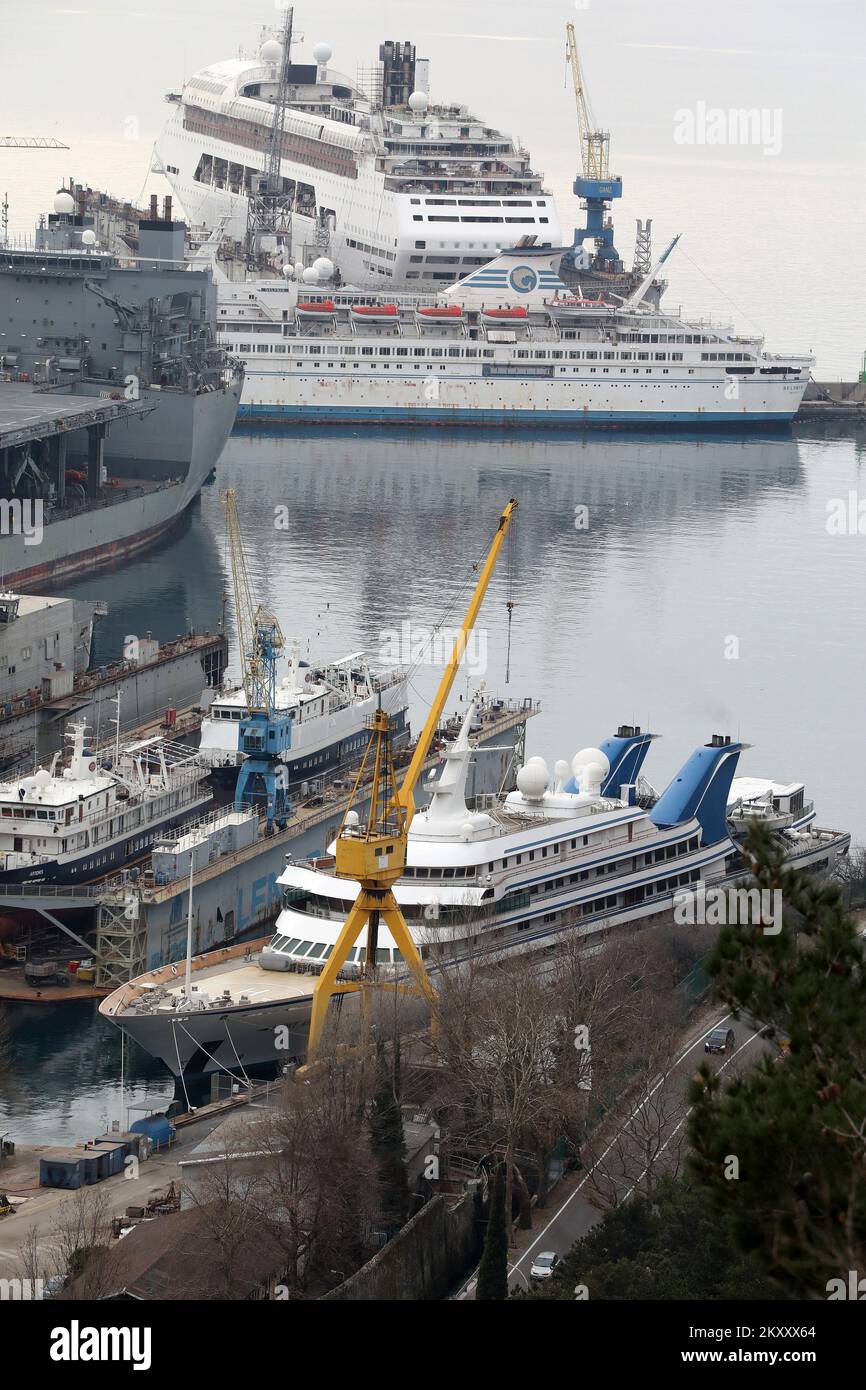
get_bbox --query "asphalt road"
[454,1010,768,1297]
[508,1013,766,1289]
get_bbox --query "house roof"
[61,1204,286,1301]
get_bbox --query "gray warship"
[0,191,243,589]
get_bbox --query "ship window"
[307,943,326,958]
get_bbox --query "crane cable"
[505,512,517,685]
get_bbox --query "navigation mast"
[245,5,296,271]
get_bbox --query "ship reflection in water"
[14,424,866,1131]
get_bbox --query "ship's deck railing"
[97,701,539,901]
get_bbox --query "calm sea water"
[6,420,865,1141]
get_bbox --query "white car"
[530,1251,559,1280]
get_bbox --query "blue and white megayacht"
[261,708,847,970]
[100,707,849,1080]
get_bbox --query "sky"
[2,0,865,371]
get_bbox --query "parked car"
[530,1251,559,1281]
[705,1027,735,1054]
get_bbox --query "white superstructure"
[0,723,211,886]
[153,33,560,291]
[199,648,409,782]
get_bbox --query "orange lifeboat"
[417,305,464,319]
[481,306,529,321]
[350,303,399,322]
[296,300,336,318]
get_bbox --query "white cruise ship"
[209,243,812,428]
[154,30,560,290]
[0,724,211,886]
[199,648,409,784]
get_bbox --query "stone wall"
[323,1191,482,1302]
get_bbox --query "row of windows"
[413,214,550,225]
[229,342,714,366]
[409,198,544,208]
[400,832,699,880]
[272,934,404,966]
[346,237,397,262]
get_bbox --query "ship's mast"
[245,6,296,271]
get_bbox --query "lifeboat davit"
[481,306,529,321]
[416,305,464,319]
[351,303,399,322]
[296,300,336,318]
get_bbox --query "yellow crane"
[565,21,609,182]
[306,498,519,1057]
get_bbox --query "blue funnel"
[651,736,747,846]
[565,726,657,798]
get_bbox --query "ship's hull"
[108,982,313,1077]
[0,791,212,887]
[234,368,806,429]
[2,379,242,589]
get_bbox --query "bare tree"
[50,1186,122,1299]
[258,1043,381,1295]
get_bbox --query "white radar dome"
[281,263,294,279]
[260,39,283,65]
[81,229,97,246]
[302,266,319,284]
[553,758,571,788]
[409,91,429,113]
[571,748,610,795]
[461,822,475,842]
[313,42,333,65]
[516,762,548,801]
[312,256,334,279]
[344,810,360,829]
[294,262,305,278]
[53,190,75,216]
